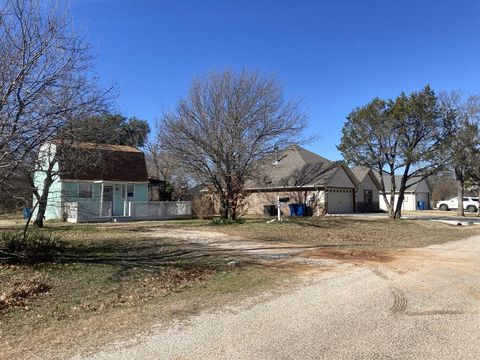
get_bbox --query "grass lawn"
[0,221,286,360]
[1,215,480,359]
[181,216,480,250]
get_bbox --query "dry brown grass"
[194,216,480,250]
[2,215,479,359]
[0,222,286,360]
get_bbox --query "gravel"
[73,236,480,360]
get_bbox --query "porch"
[63,200,192,223]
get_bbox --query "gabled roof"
[246,145,358,190]
[352,167,381,189]
[53,141,149,182]
[374,172,430,193]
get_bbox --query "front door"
[103,186,113,216]
[364,190,373,211]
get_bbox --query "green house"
[34,141,150,222]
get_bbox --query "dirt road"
[74,235,480,360]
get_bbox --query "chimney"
[273,146,279,164]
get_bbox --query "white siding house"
[377,174,432,211]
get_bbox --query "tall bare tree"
[0,0,111,186]
[145,119,191,201]
[338,86,454,219]
[159,69,307,219]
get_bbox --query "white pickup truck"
[436,197,479,212]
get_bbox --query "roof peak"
[282,145,333,165]
[50,140,142,153]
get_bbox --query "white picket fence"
[64,201,112,223]
[64,201,191,223]
[128,201,192,220]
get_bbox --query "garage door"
[327,188,354,213]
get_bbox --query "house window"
[122,184,135,199]
[78,183,93,198]
[364,190,373,206]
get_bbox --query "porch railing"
[64,201,191,222]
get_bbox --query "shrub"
[210,218,245,225]
[0,231,65,258]
[191,195,215,219]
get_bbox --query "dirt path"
[73,234,480,360]
[143,227,338,268]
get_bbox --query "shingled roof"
[55,142,149,182]
[246,145,357,190]
[352,167,381,189]
[374,172,429,193]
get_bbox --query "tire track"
[390,287,408,314]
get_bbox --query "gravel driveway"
[73,236,480,360]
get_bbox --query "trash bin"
[296,204,306,216]
[417,201,425,210]
[289,204,298,216]
[22,207,32,220]
[263,205,277,216]
[305,206,313,216]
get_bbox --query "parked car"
[436,197,479,212]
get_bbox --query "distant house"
[351,167,381,212]
[244,145,359,215]
[376,174,432,211]
[33,141,190,222]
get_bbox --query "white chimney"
[273,146,279,164]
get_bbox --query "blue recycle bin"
[289,203,298,216]
[296,204,306,216]
[23,207,32,220]
[288,203,306,216]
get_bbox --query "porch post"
[123,183,128,216]
[100,182,104,216]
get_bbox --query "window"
[78,183,93,198]
[121,184,135,199]
[364,190,373,206]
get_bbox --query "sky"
[70,0,480,160]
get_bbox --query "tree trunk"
[387,184,396,219]
[394,189,405,219]
[34,170,55,228]
[457,180,465,217]
[221,200,228,219]
[477,188,480,217]
[34,194,48,228]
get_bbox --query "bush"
[192,195,215,219]
[0,231,65,258]
[210,217,245,225]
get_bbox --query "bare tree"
[0,0,111,185]
[145,119,191,200]
[160,69,307,219]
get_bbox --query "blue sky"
[71,0,480,160]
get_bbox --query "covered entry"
[327,188,354,213]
